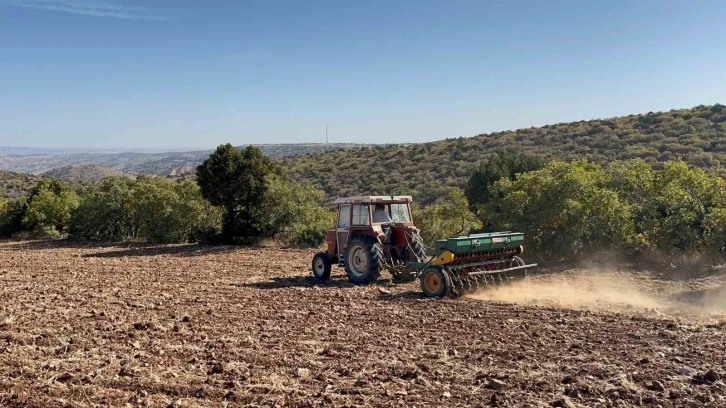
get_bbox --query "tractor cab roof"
[334,195,413,205]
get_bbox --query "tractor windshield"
[390,203,411,222]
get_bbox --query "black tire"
[312,252,332,280]
[409,233,427,262]
[420,266,450,298]
[343,235,383,285]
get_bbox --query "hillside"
[0,143,362,176]
[3,105,725,205]
[278,104,726,204]
[41,165,130,183]
[0,170,43,199]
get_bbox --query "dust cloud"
[465,269,726,317]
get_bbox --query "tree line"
[0,144,332,247]
[0,144,724,261]
[415,151,726,260]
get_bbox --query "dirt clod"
[705,370,721,382]
[567,389,583,400]
[552,397,575,407]
[208,362,225,375]
[295,368,310,380]
[562,375,577,384]
[56,372,74,383]
[678,366,697,376]
[133,322,152,330]
[649,380,667,392]
[487,379,507,390]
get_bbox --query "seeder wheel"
[508,256,528,281]
[420,266,450,298]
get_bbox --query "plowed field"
[1,240,725,407]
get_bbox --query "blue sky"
[1,0,725,149]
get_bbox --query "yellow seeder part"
[431,250,455,266]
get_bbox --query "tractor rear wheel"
[312,252,332,280]
[410,233,427,262]
[344,235,383,285]
[420,266,450,298]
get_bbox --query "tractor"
[311,196,426,284]
[311,195,538,298]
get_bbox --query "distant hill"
[0,170,43,199]
[3,105,725,206]
[0,146,197,155]
[0,143,362,176]
[42,165,129,183]
[277,104,726,204]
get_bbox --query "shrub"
[68,177,135,241]
[22,179,79,237]
[415,188,482,246]
[485,160,636,258]
[69,176,222,244]
[263,174,334,247]
[0,199,26,237]
[466,151,549,209]
[704,208,726,255]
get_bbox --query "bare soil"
[1,240,725,407]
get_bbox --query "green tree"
[467,152,549,207]
[644,161,726,253]
[415,188,482,246]
[609,160,726,254]
[485,160,636,258]
[69,176,222,244]
[170,180,224,243]
[0,199,26,237]
[132,177,222,243]
[196,144,282,244]
[608,159,658,249]
[465,151,549,229]
[69,177,135,241]
[263,174,334,247]
[22,179,79,237]
[704,208,726,255]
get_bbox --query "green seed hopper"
[407,231,537,298]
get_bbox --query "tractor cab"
[311,195,427,284]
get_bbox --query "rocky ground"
[0,240,725,407]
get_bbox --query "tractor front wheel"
[420,266,450,298]
[344,235,383,285]
[312,252,332,280]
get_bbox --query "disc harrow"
[407,232,537,298]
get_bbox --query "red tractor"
[311,196,427,284]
